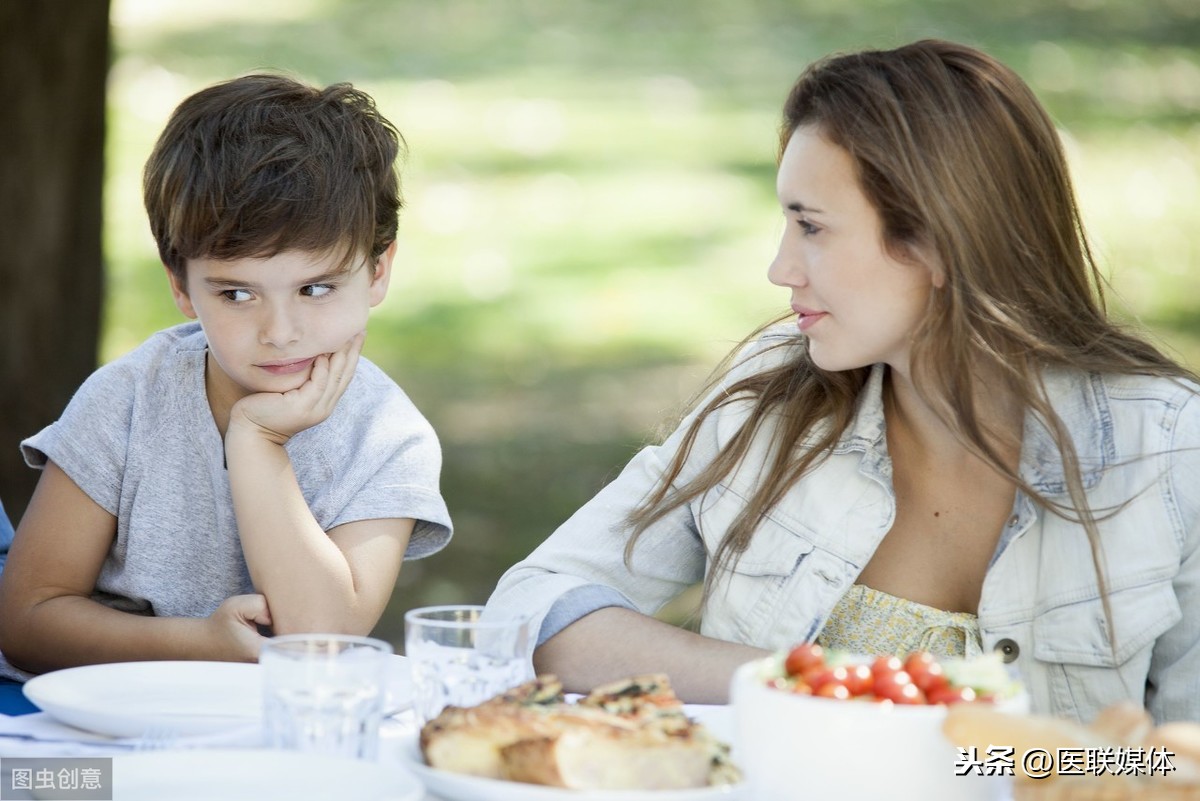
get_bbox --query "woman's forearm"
[533,606,769,704]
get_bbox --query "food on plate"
[419,674,740,790]
[763,643,1021,705]
[943,700,1200,800]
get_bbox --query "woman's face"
[768,125,940,375]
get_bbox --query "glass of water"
[260,633,392,760]
[404,605,533,725]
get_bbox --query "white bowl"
[730,658,1023,801]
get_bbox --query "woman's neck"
[882,365,1022,470]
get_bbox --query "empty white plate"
[23,655,412,738]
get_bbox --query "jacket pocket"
[698,485,817,643]
[1032,579,1180,719]
[1032,579,1181,666]
[698,483,816,577]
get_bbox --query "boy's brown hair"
[143,74,404,279]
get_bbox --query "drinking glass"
[404,605,533,725]
[260,633,392,760]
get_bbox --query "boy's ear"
[166,266,198,319]
[368,241,397,307]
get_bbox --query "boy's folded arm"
[1,595,265,674]
[0,461,265,673]
[224,428,413,636]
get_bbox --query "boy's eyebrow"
[201,269,349,289]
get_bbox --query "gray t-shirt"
[2,322,451,680]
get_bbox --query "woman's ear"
[901,240,946,289]
[928,260,947,290]
[368,241,397,307]
[166,266,198,319]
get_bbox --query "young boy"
[0,75,452,680]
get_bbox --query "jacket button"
[995,638,1020,663]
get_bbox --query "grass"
[105,0,1200,647]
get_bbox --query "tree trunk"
[0,1,110,523]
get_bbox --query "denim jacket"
[487,328,1200,723]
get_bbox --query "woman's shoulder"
[1080,370,1200,451]
[1091,371,1200,415]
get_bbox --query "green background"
[104,0,1200,647]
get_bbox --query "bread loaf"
[419,674,738,790]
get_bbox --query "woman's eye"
[301,284,335,298]
[798,219,820,236]
[220,289,252,303]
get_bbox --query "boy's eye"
[220,289,252,303]
[301,284,335,298]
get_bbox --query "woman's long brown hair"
[625,40,1196,623]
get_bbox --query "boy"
[0,75,452,680]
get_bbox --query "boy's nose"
[260,304,301,347]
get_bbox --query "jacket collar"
[832,363,1112,496]
[1019,368,1112,495]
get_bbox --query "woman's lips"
[257,357,316,376]
[792,307,827,332]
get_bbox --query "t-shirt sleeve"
[331,415,452,559]
[305,366,452,560]
[20,361,135,516]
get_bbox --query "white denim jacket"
[487,328,1200,723]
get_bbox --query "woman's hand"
[206,593,272,662]
[228,332,363,445]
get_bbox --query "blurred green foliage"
[105,0,1200,646]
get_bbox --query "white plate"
[398,705,745,801]
[112,748,423,801]
[23,655,413,738]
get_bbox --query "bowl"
[730,656,1025,801]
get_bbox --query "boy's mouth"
[257,357,316,376]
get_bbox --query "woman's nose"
[768,239,806,288]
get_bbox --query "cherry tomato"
[893,682,926,704]
[815,681,851,700]
[806,665,850,692]
[928,685,978,705]
[903,651,935,675]
[904,652,948,694]
[842,663,874,696]
[871,655,903,675]
[784,643,825,677]
[873,666,918,703]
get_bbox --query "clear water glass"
[404,605,533,725]
[260,633,392,760]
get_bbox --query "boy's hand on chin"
[228,332,364,445]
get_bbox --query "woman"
[485,39,1200,723]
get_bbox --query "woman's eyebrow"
[785,201,825,214]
